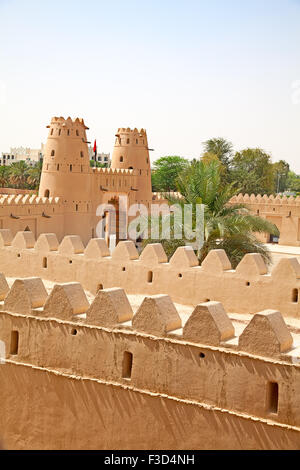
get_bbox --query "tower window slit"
[122,351,133,379]
[267,382,279,414]
[10,331,19,355]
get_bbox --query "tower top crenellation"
[46,116,89,130]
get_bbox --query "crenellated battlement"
[0,194,61,206]
[2,232,300,449]
[116,127,146,135]
[230,193,300,206]
[229,193,300,246]
[0,274,296,361]
[47,116,89,130]
[1,230,300,318]
[92,167,134,175]
[1,270,300,436]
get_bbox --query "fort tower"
[111,128,152,205]
[39,117,91,202]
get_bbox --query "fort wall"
[0,274,300,449]
[1,230,300,318]
[1,362,299,450]
[230,193,300,246]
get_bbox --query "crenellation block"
[139,243,168,265]
[170,246,199,267]
[201,249,232,273]
[34,233,59,252]
[0,273,9,301]
[84,238,110,259]
[86,288,133,326]
[0,229,13,247]
[42,283,89,319]
[271,258,300,281]
[236,253,268,278]
[183,302,235,345]
[112,241,139,261]
[12,231,36,249]
[132,295,182,336]
[4,278,48,314]
[58,235,85,255]
[239,310,293,358]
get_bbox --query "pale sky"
[0,0,300,171]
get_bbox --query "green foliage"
[287,171,300,193]
[167,160,279,267]
[0,161,42,190]
[229,148,275,195]
[151,156,189,192]
[90,160,108,168]
[273,160,290,193]
[202,138,233,168]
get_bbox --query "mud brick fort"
[1,117,300,450]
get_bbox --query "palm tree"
[166,159,279,268]
[0,166,10,187]
[202,138,233,168]
[27,161,43,190]
[9,161,29,188]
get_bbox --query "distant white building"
[88,146,110,166]
[1,144,44,166]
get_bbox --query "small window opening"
[57,164,60,171]
[69,260,73,264]
[51,150,55,156]
[97,284,103,292]
[120,156,124,162]
[292,289,299,303]
[122,267,126,272]
[70,164,73,172]
[148,271,153,283]
[71,329,77,336]
[67,130,70,136]
[50,129,53,135]
[199,352,205,359]
[122,351,133,379]
[58,129,61,136]
[44,189,50,198]
[43,257,47,268]
[246,282,251,286]
[127,139,130,144]
[267,382,279,414]
[76,130,79,136]
[80,151,84,158]
[178,273,183,278]
[10,331,19,355]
